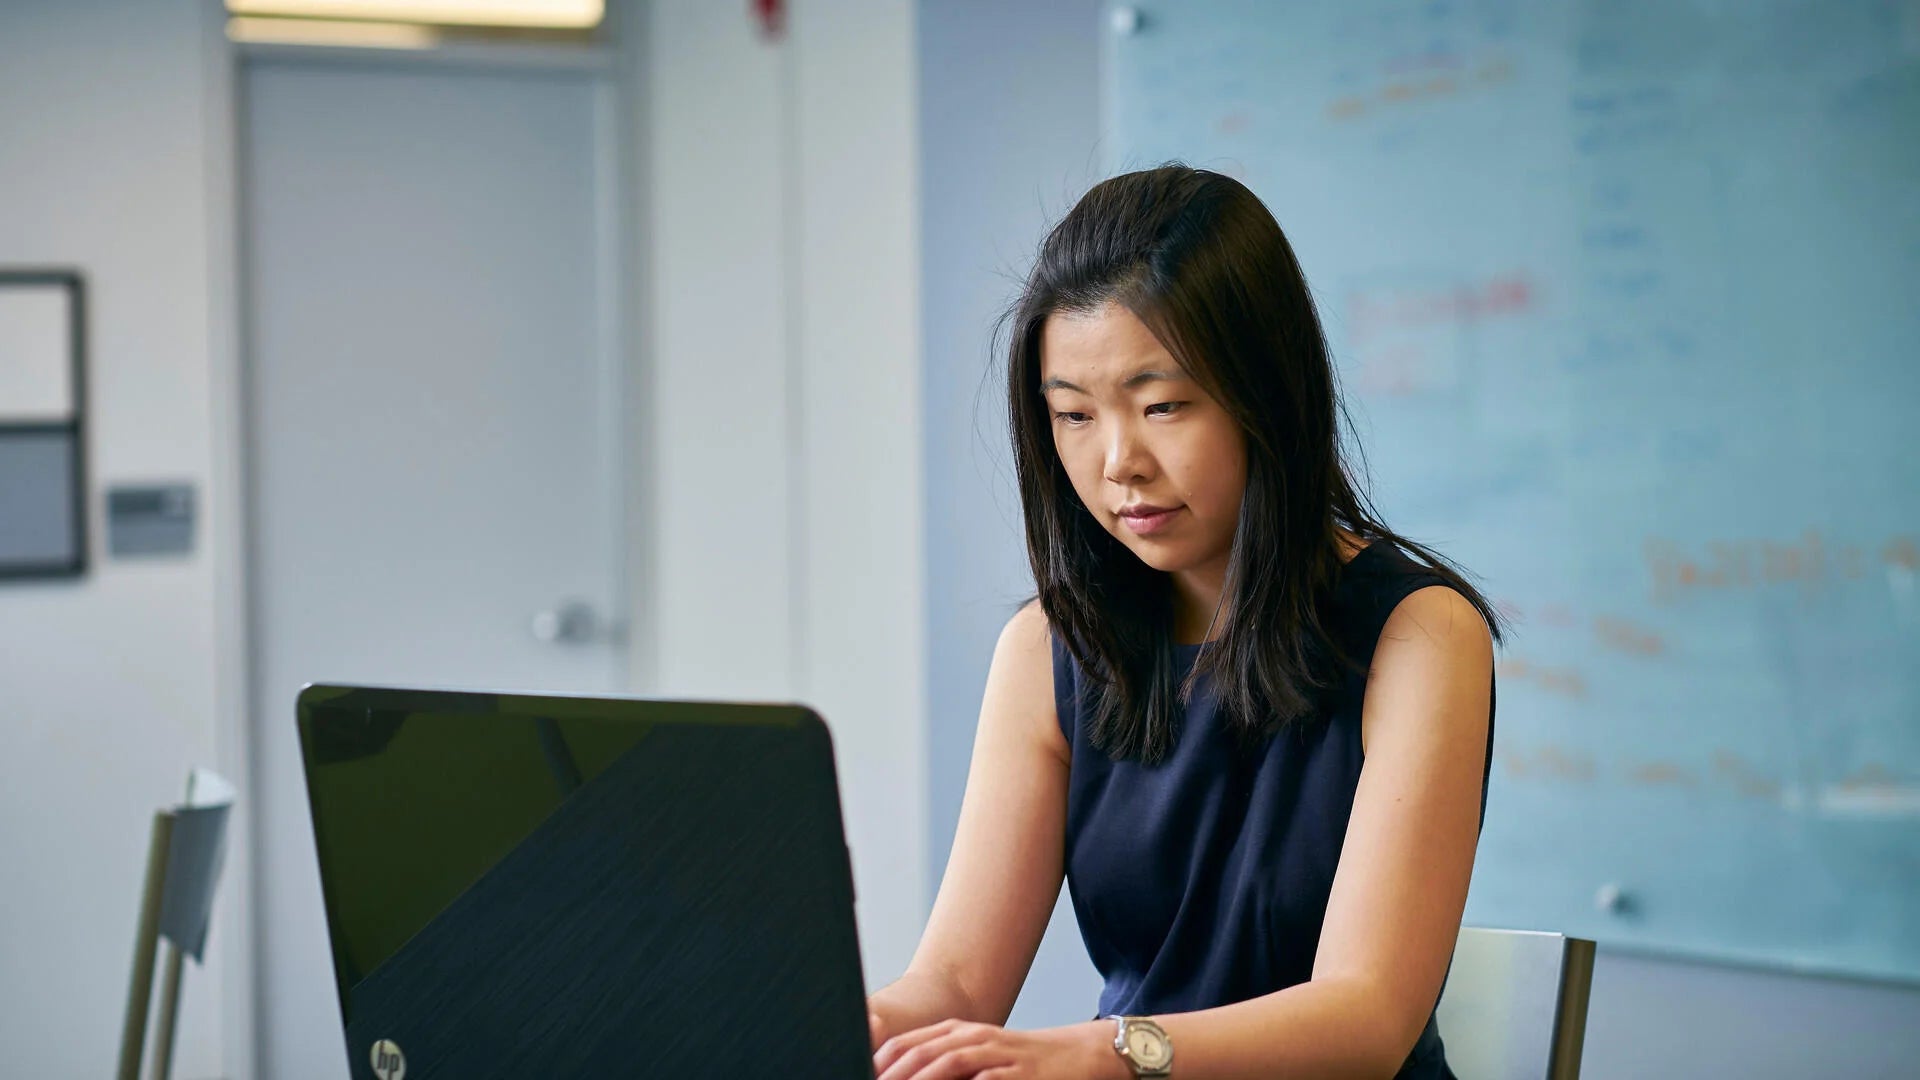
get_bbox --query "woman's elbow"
[1340,981,1437,1079]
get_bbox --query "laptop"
[297,684,874,1079]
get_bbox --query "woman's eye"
[1146,401,1185,416]
[1053,410,1091,426]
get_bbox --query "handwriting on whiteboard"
[1495,657,1588,698]
[1645,531,1919,603]
[1490,601,1667,660]
[1344,270,1538,396]
[1325,51,1514,123]
[1499,745,1918,817]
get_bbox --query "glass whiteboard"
[1107,0,1920,982]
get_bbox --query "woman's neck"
[1170,528,1368,645]
[1170,558,1229,645]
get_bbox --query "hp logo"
[370,1039,407,1080]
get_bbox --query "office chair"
[116,770,234,1080]
[1435,926,1597,1079]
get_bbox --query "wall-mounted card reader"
[107,483,196,558]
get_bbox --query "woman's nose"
[1103,422,1153,485]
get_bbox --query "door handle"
[530,599,619,646]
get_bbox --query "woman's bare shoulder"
[998,598,1051,654]
[985,599,1065,758]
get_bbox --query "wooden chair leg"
[150,943,186,1080]
[117,812,175,1080]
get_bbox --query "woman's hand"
[872,1018,1123,1080]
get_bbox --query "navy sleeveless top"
[1051,541,1494,1079]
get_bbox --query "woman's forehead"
[1040,303,1185,385]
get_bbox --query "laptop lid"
[297,685,871,1079]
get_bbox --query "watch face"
[1126,1025,1171,1070]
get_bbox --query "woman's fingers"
[899,1044,1003,1080]
[874,1019,966,1073]
[874,1020,1009,1080]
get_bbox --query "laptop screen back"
[297,686,871,1079]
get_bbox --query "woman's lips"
[1118,505,1183,536]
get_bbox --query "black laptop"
[297,684,874,1079]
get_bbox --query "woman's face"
[1039,301,1247,583]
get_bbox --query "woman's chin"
[1118,537,1205,575]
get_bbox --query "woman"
[868,165,1501,1080]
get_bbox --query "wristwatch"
[1110,1015,1173,1077]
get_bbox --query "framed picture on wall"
[0,269,87,579]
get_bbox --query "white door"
[240,54,627,1080]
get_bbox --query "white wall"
[791,0,928,991]
[639,0,927,989]
[916,0,1107,1028]
[636,0,794,702]
[0,2,245,1078]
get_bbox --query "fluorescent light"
[226,15,440,48]
[226,0,603,29]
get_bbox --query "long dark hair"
[1006,163,1503,763]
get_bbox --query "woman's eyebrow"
[1040,368,1185,394]
[1121,368,1184,389]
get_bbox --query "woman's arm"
[875,585,1493,1079]
[868,601,1072,1043]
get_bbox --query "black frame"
[0,268,88,579]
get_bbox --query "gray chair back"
[1435,927,1596,1079]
